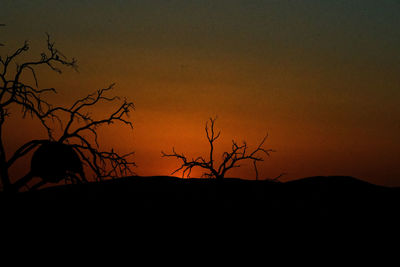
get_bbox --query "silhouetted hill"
[2,176,399,221]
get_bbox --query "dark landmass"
[1,176,399,220]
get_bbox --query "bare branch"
[0,35,78,142]
[162,117,274,180]
[6,139,48,167]
[1,33,136,192]
[54,86,134,144]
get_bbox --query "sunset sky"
[1,0,400,186]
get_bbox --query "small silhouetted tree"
[162,117,274,181]
[0,33,135,192]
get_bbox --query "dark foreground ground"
[1,176,399,221]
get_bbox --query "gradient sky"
[1,0,400,186]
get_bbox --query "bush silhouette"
[162,117,274,180]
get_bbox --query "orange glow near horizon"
[3,59,400,187]
[2,1,400,187]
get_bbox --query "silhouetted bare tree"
[0,33,135,192]
[162,117,274,181]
